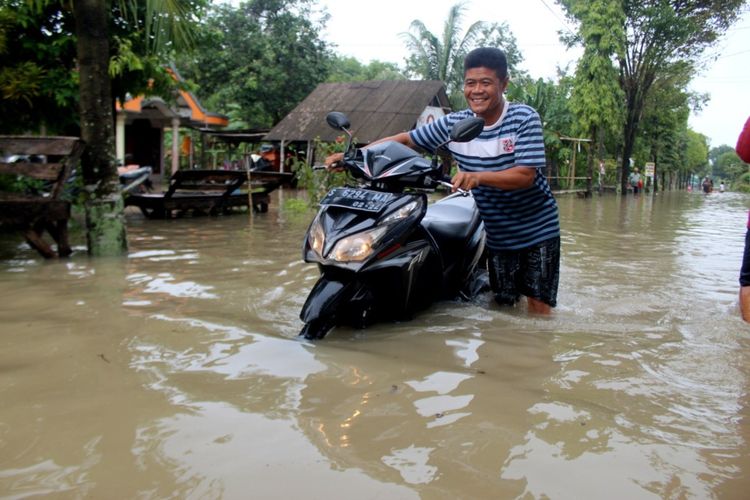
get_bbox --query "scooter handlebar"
[437,174,469,196]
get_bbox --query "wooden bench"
[0,136,84,258]
[124,169,291,219]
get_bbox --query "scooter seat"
[421,194,481,263]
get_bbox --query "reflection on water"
[1,189,750,498]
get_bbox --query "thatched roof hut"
[264,80,451,168]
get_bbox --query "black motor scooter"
[299,111,487,340]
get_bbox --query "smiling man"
[326,47,560,314]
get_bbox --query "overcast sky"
[315,0,750,149]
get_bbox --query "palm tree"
[401,3,486,108]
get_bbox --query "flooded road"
[1,189,749,499]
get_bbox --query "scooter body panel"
[298,113,488,339]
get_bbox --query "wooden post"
[569,143,577,189]
[560,136,593,192]
[246,166,253,214]
[171,117,180,177]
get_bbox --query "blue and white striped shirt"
[410,103,560,251]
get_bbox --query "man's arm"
[368,132,415,149]
[325,132,416,168]
[451,166,536,191]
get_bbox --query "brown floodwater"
[1,188,749,499]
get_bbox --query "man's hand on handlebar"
[324,152,346,172]
[451,171,481,192]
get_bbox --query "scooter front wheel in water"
[299,318,334,340]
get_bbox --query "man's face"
[463,66,509,123]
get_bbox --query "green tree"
[558,0,745,193]
[683,129,710,184]
[0,1,79,134]
[709,144,735,168]
[509,73,575,189]
[639,62,694,191]
[401,2,522,109]
[562,0,624,193]
[326,56,406,83]
[0,0,206,134]
[714,150,746,185]
[179,0,332,128]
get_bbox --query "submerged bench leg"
[21,219,71,258]
[50,220,72,257]
[23,228,57,259]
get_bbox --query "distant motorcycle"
[119,165,153,193]
[299,111,488,340]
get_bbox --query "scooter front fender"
[300,275,358,324]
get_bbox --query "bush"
[291,136,352,206]
[733,172,750,193]
[282,197,310,214]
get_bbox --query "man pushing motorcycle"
[327,47,560,314]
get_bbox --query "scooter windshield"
[363,142,427,178]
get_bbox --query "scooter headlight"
[308,217,325,256]
[331,226,388,262]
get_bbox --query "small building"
[115,68,228,179]
[263,80,451,170]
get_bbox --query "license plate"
[320,188,396,213]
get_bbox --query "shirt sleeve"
[512,108,546,168]
[409,115,448,151]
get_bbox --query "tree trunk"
[73,0,128,256]
[620,101,639,194]
[619,66,654,195]
[586,126,595,197]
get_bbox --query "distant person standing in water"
[736,116,750,321]
[629,168,642,195]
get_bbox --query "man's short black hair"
[464,47,508,80]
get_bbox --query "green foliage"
[282,197,310,214]
[683,129,709,174]
[0,0,79,134]
[734,171,750,193]
[564,0,624,142]
[558,0,745,190]
[326,56,406,82]
[177,0,332,128]
[709,144,735,167]
[291,137,350,206]
[0,173,44,194]
[0,0,208,134]
[109,0,210,103]
[509,74,575,176]
[714,149,746,182]
[639,61,693,186]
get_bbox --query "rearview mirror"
[450,117,484,143]
[326,111,351,131]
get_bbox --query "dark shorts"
[488,236,560,307]
[740,230,750,286]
